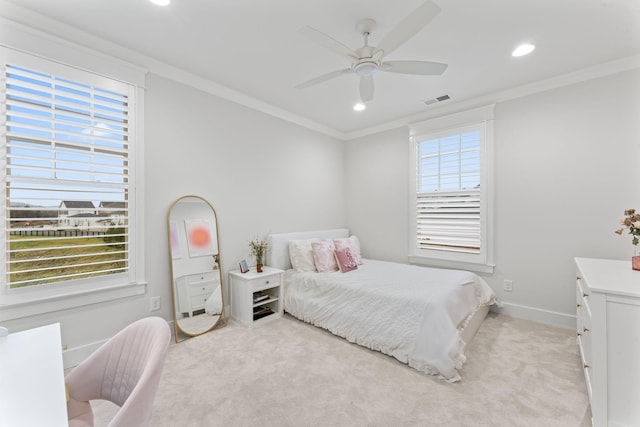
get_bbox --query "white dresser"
[575,257,640,427]
[175,271,219,317]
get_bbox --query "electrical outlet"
[150,296,161,311]
[503,280,513,292]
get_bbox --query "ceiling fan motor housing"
[353,60,379,76]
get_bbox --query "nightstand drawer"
[247,274,282,292]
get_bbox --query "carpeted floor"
[93,313,591,426]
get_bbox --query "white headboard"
[267,228,349,270]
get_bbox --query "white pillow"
[288,238,319,272]
[333,236,363,265]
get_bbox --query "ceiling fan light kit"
[353,61,379,77]
[512,43,535,57]
[296,0,448,105]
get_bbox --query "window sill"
[409,255,495,274]
[0,281,147,322]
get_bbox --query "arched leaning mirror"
[168,195,225,342]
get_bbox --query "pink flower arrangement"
[249,236,268,264]
[614,209,640,247]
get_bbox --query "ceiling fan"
[295,1,448,104]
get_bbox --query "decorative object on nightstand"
[229,267,284,327]
[249,236,268,273]
[614,208,640,270]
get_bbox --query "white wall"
[345,126,410,263]
[0,39,345,366]
[346,68,640,327]
[144,73,346,324]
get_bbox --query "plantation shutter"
[416,190,481,253]
[3,62,132,288]
[415,129,481,254]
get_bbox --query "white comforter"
[283,259,497,382]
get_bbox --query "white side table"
[229,266,284,326]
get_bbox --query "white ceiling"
[3,0,640,137]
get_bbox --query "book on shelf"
[253,305,273,320]
[253,293,270,304]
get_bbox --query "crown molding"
[0,1,344,140]
[345,54,640,141]
[1,0,638,143]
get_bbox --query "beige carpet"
[93,313,591,426]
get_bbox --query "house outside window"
[0,47,141,295]
[409,105,495,273]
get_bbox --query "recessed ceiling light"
[512,43,535,57]
[353,103,366,111]
[149,0,170,6]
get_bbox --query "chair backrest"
[66,317,171,427]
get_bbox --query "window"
[1,49,140,293]
[409,106,494,273]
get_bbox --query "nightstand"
[229,266,284,326]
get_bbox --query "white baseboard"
[491,302,576,329]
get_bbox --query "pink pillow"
[335,248,358,273]
[311,241,338,272]
[333,236,362,265]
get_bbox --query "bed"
[267,229,498,382]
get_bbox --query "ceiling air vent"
[424,94,451,105]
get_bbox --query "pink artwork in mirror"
[185,219,214,257]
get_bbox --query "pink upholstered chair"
[65,317,171,427]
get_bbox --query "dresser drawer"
[576,272,592,399]
[576,275,591,318]
[190,293,209,310]
[189,281,215,297]
[185,271,218,285]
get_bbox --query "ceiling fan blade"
[295,68,352,90]
[374,1,441,58]
[382,60,448,75]
[298,26,359,60]
[359,75,374,103]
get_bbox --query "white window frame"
[0,45,147,321]
[409,105,495,273]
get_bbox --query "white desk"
[0,323,68,427]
